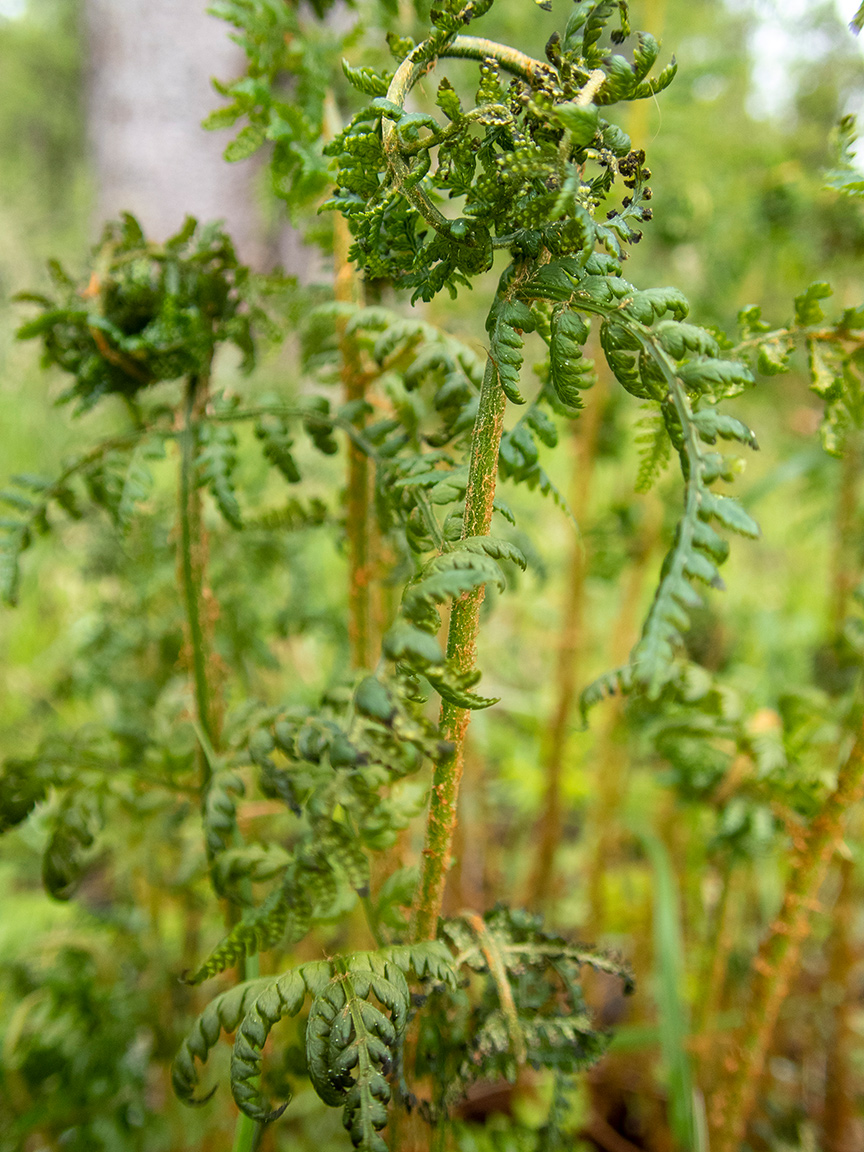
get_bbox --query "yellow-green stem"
[181,380,260,1151]
[179,374,219,772]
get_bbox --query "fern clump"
[11,0,846,1148]
[174,918,630,1148]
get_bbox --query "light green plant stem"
[411,352,508,943]
[179,374,217,771]
[182,381,260,1151]
[640,830,698,1151]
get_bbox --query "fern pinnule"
[634,406,672,493]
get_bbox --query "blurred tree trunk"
[85,0,309,272]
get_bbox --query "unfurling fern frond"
[303,956,409,1148]
[15,215,260,412]
[186,874,312,986]
[342,59,393,97]
[230,945,458,1137]
[418,906,632,1118]
[177,915,620,1144]
[202,765,245,876]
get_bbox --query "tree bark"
[85,0,277,268]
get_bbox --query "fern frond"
[342,60,393,97]
[255,414,301,484]
[422,906,632,1111]
[0,524,30,606]
[116,437,162,529]
[303,956,409,1147]
[518,262,758,701]
[231,967,309,1122]
[549,306,590,409]
[0,756,53,831]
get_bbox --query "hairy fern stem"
[411,349,507,941]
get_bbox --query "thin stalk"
[179,373,220,766]
[181,378,260,1151]
[708,731,864,1151]
[694,859,735,1041]
[692,858,737,1102]
[411,349,509,941]
[526,384,604,908]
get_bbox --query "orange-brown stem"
[823,854,858,1152]
[708,734,864,1150]
[333,213,373,670]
